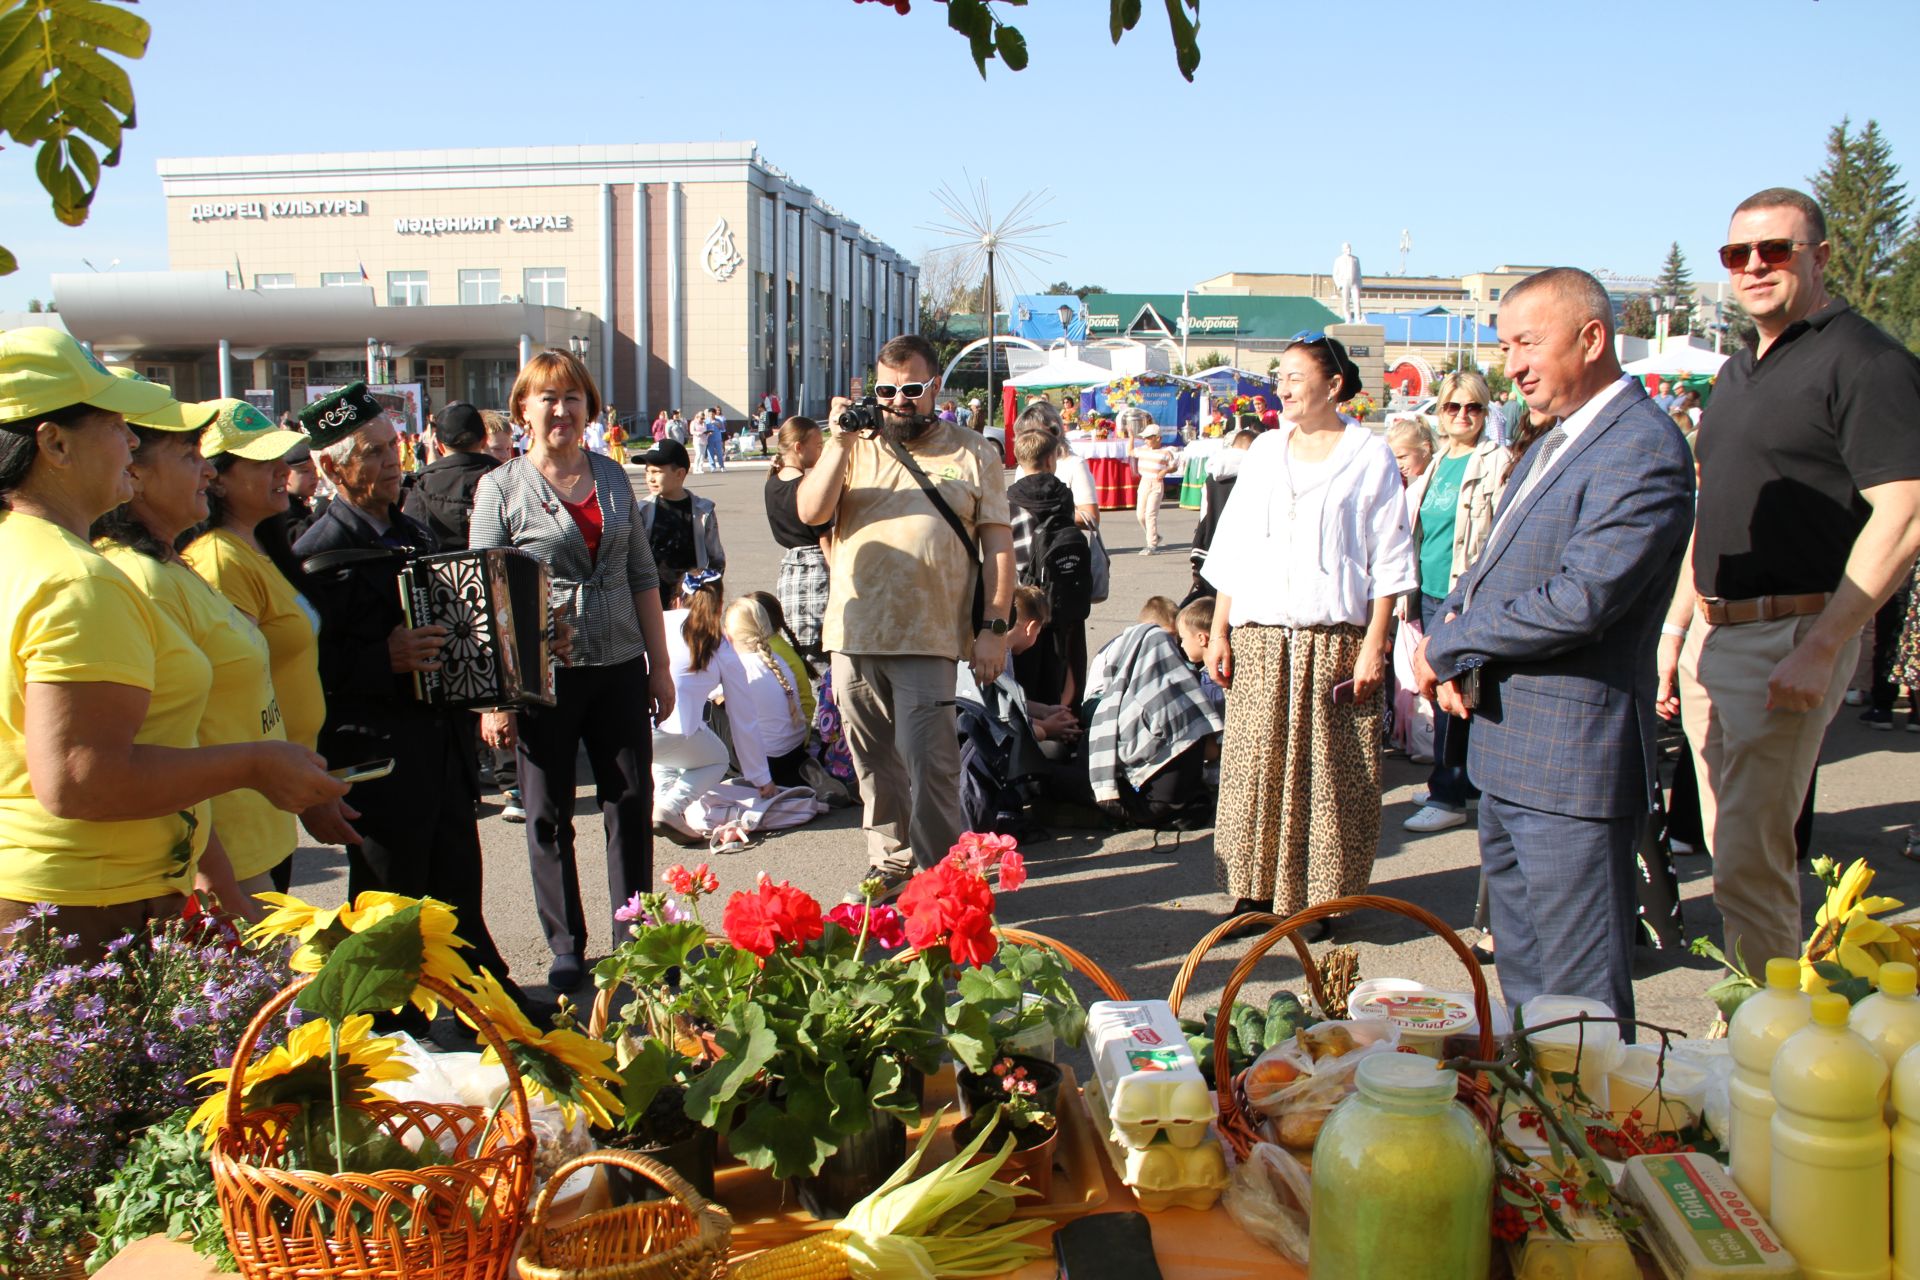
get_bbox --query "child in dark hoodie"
[1008,429,1093,705]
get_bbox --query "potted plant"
[953,1056,1060,1198]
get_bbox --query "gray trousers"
[832,652,967,872]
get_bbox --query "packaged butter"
[1504,1200,1638,1280]
[1086,999,1213,1149]
[1084,1070,1228,1212]
[1616,1152,1800,1279]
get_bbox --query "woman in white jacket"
[652,571,777,842]
[1204,335,1417,932]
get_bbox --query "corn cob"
[729,1230,854,1280]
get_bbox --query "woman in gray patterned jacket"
[469,350,675,995]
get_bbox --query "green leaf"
[1162,0,1201,80]
[684,1004,776,1123]
[728,1075,838,1180]
[946,0,992,38]
[294,904,424,1022]
[993,23,1029,71]
[823,1059,869,1134]
[618,1039,675,1126]
[946,1005,996,1074]
[1110,0,1142,41]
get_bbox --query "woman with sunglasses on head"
[1402,372,1510,837]
[468,349,673,994]
[1204,334,1416,935]
[0,334,344,956]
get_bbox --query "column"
[218,339,233,397]
[666,180,684,415]
[598,182,616,411]
[828,227,843,400]
[518,333,533,369]
[772,191,789,406]
[364,337,378,384]
[798,212,815,414]
[633,182,649,415]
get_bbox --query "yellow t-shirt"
[0,514,211,905]
[103,545,294,882]
[766,634,816,725]
[822,422,1011,661]
[182,528,326,749]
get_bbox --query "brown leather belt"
[1699,593,1831,625]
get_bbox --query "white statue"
[1332,242,1362,324]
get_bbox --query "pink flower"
[614,892,648,924]
[997,850,1027,892]
[660,898,692,924]
[690,863,720,895]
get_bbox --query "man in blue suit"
[1414,268,1694,1020]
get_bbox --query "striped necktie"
[1515,422,1568,505]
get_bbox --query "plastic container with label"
[1615,1151,1799,1279]
[1348,976,1512,1060]
[1307,1054,1491,1280]
[1349,984,1476,1059]
[1505,1198,1639,1280]
[1606,1044,1709,1133]
[1893,1042,1920,1280]
[1086,999,1213,1149]
[1083,1071,1229,1211]
[1727,956,1813,1219]
[1521,994,1622,1115]
[1769,992,1890,1280]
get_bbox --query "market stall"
[1068,436,1145,510]
[1179,437,1227,509]
[1079,373,1204,433]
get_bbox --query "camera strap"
[882,437,986,635]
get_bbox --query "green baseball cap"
[200,399,308,461]
[109,367,220,432]
[0,327,181,424]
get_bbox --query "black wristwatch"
[983,618,1010,636]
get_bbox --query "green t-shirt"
[1418,450,1472,596]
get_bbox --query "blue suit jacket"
[1424,382,1694,820]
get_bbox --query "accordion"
[396,548,557,710]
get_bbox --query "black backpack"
[1023,516,1093,623]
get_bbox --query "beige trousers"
[831,653,967,873]
[1679,614,1856,972]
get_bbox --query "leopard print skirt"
[1214,622,1382,914]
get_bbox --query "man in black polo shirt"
[1655,186,1920,971]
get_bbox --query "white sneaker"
[1843,689,1866,705]
[1403,805,1468,833]
[1410,789,1478,810]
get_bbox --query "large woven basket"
[209,975,535,1280]
[516,1150,731,1280]
[1166,894,1497,1159]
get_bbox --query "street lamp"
[567,333,589,360]
[1650,293,1672,355]
[1057,302,1075,345]
[378,340,393,384]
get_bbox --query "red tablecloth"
[1086,456,1137,510]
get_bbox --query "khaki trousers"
[1679,615,1856,972]
[832,653,966,873]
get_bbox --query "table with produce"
[34,844,1920,1279]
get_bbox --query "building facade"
[50,143,918,424]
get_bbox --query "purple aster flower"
[169,1004,204,1031]
[26,901,56,920]
[73,995,105,1022]
[0,917,32,937]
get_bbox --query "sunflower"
[187,1013,413,1143]
[246,891,351,947]
[279,890,476,1016]
[457,969,624,1129]
[1799,857,1920,993]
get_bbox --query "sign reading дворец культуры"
[187,201,574,235]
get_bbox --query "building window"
[458,269,501,305]
[320,271,361,287]
[523,267,567,307]
[1489,287,1502,301]
[387,270,429,306]
[256,273,296,290]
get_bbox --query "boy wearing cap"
[403,402,501,551]
[637,438,726,607]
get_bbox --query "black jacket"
[403,450,500,551]
[293,500,476,845]
[1006,473,1079,576]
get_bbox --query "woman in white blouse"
[724,596,812,786]
[653,572,778,842]
[1204,334,1416,933]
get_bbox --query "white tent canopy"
[1622,344,1728,377]
[1004,355,1130,390]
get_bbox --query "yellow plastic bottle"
[1769,991,1891,1280]
[1853,962,1920,1079]
[1727,956,1812,1217]
[1895,1043,1920,1280]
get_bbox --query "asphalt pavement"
[288,457,1920,1040]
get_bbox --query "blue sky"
[3,0,1917,310]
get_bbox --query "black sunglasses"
[1718,239,1814,270]
[1443,402,1486,415]
[873,381,933,400]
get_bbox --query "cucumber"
[1229,1003,1266,1062]
[1263,992,1306,1051]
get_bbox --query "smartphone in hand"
[328,758,395,784]
[1328,679,1356,706]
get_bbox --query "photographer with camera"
[797,335,1014,900]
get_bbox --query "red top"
[559,490,602,561]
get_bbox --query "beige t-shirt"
[824,422,1010,661]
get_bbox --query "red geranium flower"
[723,890,778,958]
[759,879,823,947]
[898,861,999,967]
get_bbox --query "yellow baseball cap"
[0,327,181,424]
[200,399,307,461]
[109,367,219,432]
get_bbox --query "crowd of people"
[3,184,1917,1029]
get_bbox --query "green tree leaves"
[0,0,149,276]
[935,0,1197,81]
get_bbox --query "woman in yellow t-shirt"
[182,401,357,890]
[0,330,346,955]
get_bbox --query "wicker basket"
[515,1150,731,1280]
[1166,894,1498,1159]
[209,975,535,1280]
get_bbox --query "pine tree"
[1810,116,1911,321]
[1655,242,1693,334]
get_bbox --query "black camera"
[835,396,882,436]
